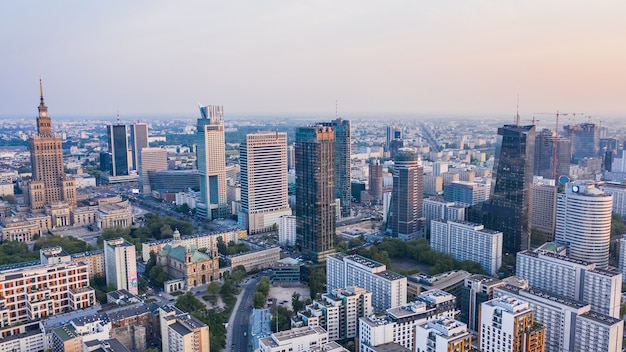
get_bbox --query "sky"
[1,1,625,119]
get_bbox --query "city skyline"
[1,1,626,117]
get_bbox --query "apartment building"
[258,326,347,352]
[104,238,138,295]
[159,305,210,352]
[414,318,473,352]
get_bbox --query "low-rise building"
[225,245,281,272]
[258,326,347,352]
[271,257,301,285]
[141,229,245,262]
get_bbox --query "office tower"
[479,296,546,352]
[530,182,557,242]
[477,124,535,254]
[27,80,76,210]
[555,182,612,268]
[443,181,486,206]
[534,129,571,179]
[297,286,373,341]
[423,174,443,195]
[414,318,473,352]
[430,220,503,276]
[385,125,402,152]
[516,250,621,318]
[495,284,622,352]
[139,147,168,194]
[295,125,336,263]
[563,123,600,162]
[322,118,351,218]
[327,253,407,311]
[433,161,449,176]
[599,182,626,218]
[105,238,138,295]
[278,215,296,246]
[389,148,423,239]
[0,261,96,327]
[107,123,130,176]
[388,138,404,159]
[239,132,291,234]
[358,290,457,351]
[460,275,504,331]
[368,161,383,205]
[129,122,149,171]
[196,104,227,220]
[159,305,210,352]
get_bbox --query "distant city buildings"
[129,122,149,171]
[106,123,130,177]
[563,122,599,163]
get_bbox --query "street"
[226,274,264,352]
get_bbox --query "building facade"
[390,148,423,239]
[159,305,210,352]
[107,123,130,177]
[322,119,352,218]
[196,104,227,220]
[534,129,571,179]
[414,318,473,352]
[139,147,168,194]
[129,122,149,171]
[104,238,138,295]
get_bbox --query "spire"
[39,76,47,108]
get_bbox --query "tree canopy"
[35,235,97,254]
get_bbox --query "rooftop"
[578,311,623,326]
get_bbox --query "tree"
[176,292,205,313]
[0,241,40,265]
[253,291,266,308]
[1,194,17,204]
[160,224,174,238]
[308,267,326,300]
[257,276,270,297]
[207,282,220,296]
[271,307,292,332]
[292,292,304,312]
[35,235,97,254]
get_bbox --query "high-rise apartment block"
[563,123,599,162]
[430,220,503,276]
[107,123,130,177]
[443,181,486,206]
[327,254,406,312]
[0,261,96,327]
[534,129,571,179]
[105,238,138,295]
[423,174,443,195]
[414,318,473,352]
[368,161,383,205]
[358,289,457,352]
[278,215,296,246]
[459,275,505,331]
[516,250,621,318]
[27,80,76,210]
[239,132,291,234]
[129,122,149,171]
[555,182,612,268]
[322,119,351,218]
[477,124,535,254]
[495,285,622,352]
[196,104,227,220]
[479,296,546,352]
[531,182,557,242]
[139,147,168,194]
[390,148,423,239]
[159,305,210,352]
[297,286,373,341]
[258,326,344,352]
[599,181,626,218]
[295,125,336,263]
[423,197,467,232]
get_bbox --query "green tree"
[1,194,17,204]
[160,224,174,238]
[271,306,292,333]
[308,267,326,300]
[292,292,304,312]
[257,276,270,297]
[176,292,205,312]
[253,291,266,308]
[207,282,220,296]
[35,235,97,254]
[0,241,40,265]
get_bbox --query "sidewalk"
[223,288,245,351]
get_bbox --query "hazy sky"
[1,1,625,119]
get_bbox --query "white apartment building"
[479,296,545,352]
[359,289,458,352]
[298,286,372,341]
[599,181,626,218]
[430,220,503,276]
[279,215,296,246]
[620,234,626,283]
[327,254,407,312]
[0,320,46,352]
[574,311,624,352]
[422,197,466,231]
[555,182,613,268]
[159,305,210,352]
[414,318,472,352]
[495,284,622,352]
[258,326,347,352]
[104,238,138,295]
[516,250,621,318]
[0,261,96,327]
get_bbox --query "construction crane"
[533,111,583,180]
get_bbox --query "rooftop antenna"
[515,93,520,126]
[335,99,338,119]
[117,111,121,124]
[39,75,44,99]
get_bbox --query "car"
[243,332,247,337]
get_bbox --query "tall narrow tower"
[196,104,227,220]
[389,148,423,239]
[28,79,76,210]
[295,125,336,263]
[129,122,149,171]
[107,123,130,176]
[477,124,535,253]
[239,132,291,234]
[322,118,351,218]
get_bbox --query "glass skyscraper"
[322,118,352,218]
[196,104,227,220]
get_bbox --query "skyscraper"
[476,124,535,254]
[104,238,138,295]
[27,79,76,210]
[129,122,149,171]
[322,118,351,218]
[139,147,168,194]
[534,128,571,179]
[389,148,423,239]
[196,104,227,220]
[239,132,291,234]
[368,161,383,205]
[563,123,599,163]
[295,125,336,263]
[107,123,130,176]
[555,182,612,268]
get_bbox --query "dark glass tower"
[107,124,129,176]
[563,123,599,163]
[478,124,535,253]
[322,118,351,218]
[295,125,336,263]
[534,128,571,179]
[389,148,423,239]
